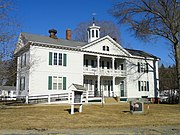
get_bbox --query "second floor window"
[49,52,67,67]
[20,53,26,68]
[138,62,148,73]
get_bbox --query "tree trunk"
[173,35,180,103]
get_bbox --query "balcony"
[114,70,126,77]
[83,67,126,77]
[83,67,98,75]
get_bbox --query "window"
[96,30,98,38]
[58,53,62,66]
[20,53,27,68]
[58,77,62,90]
[103,46,106,51]
[138,81,149,91]
[138,62,148,73]
[54,53,57,65]
[49,52,67,66]
[92,30,94,37]
[20,77,25,91]
[48,76,66,90]
[53,76,57,89]
[102,46,110,51]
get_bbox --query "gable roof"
[21,32,86,48]
[81,35,132,56]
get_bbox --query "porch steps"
[105,97,118,103]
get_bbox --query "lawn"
[0,103,180,130]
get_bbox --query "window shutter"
[48,76,52,90]
[63,77,66,90]
[146,63,149,73]
[138,62,140,72]
[147,81,149,91]
[138,81,141,91]
[63,54,67,66]
[49,52,52,65]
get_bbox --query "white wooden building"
[14,22,159,103]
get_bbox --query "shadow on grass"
[123,110,130,113]
[64,108,80,114]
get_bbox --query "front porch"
[83,75,127,98]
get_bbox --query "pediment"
[81,36,131,56]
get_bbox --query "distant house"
[14,22,159,103]
[0,86,16,100]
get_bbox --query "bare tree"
[0,0,19,86]
[73,20,121,43]
[110,0,180,103]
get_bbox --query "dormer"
[87,19,100,43]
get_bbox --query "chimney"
[66,29,71,40]
[49,29,57,39]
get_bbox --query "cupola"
[87,17,100,43]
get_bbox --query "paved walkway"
[0,125,180,135]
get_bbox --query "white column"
[97,55,101,97]
[112,57,115,72]
[113,76,115,97]
[97,55,100,71]
[112,57,116,97]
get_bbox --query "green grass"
[0,103,180,130]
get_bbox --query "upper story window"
[137,62,148,73]
[102,46,109,51]
[49,52,67,66]
[20,53,26,68]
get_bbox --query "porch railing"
[83,67,126,77]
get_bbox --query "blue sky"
[14,0,174,66]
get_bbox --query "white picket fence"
[17,90,102,104]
